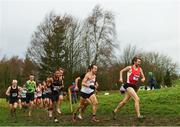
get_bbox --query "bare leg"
[57,95,63,114]
[126,87,141,117]
[73,98,86,121]
[89,94,99,122]
[114,93,131,113]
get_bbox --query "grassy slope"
[0,79,180,126]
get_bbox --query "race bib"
[12,93,18,97]
[53,86,60,91]
[90,80,94,83]
[133,75,139,81]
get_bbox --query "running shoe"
[77,113,83,120]
[91,117,100,122]
[54,118,58,123]
[57,108,61,114]
[137,115,145,119]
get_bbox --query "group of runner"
[6,56,146,123]
[6,68,65,122]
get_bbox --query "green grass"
[0,79,180,126]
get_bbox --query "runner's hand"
[141,78,145,83]
[75,86,79,91]
[119,78,123,83]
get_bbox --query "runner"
[42,81,48,109]
[18,93,22,110]
[74,66,91,120]
[20,85,28,111]
[26,74,36,117]
[51,70,64,122]
[112,56,145,119]
[73,64,99,122]
[57,68,64,114]
[35,83,43,109]
[45,77,53,118]
[6,80,22,117]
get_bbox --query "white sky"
[0,0,180,70]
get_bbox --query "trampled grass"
[0,79,180,126]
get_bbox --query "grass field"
[0,79,180,126]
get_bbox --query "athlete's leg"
[78,100,89,118]
[9,103,13,116]
[73,97,86,121]
[48,98,53,117]
[126,87,141,117]
[13,102,18,117]
[114,93,131,113]
[18,99,22,109]
[57,95,63,114]
[89,94,99,122]
[28,93,35,117]
[53,100,58,122]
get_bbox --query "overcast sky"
[0,0,180,70]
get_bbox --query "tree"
[118,44,178,87]
[27,12,70,80]
[120,44,139,66]
[22,55,37,83]
[164,69,172,87]
[0,56,24,97]
[27,11,87,83]
[63,16,84,82]
[82,5,117,66]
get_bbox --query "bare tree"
[140,51,178,86]
[27,12,69,80]
[82,5,117,66]
[64,15,84,80]
[27,12,85,81]
[120,44,139,66]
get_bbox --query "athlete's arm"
[140,68,145,82]
[62,79,64,88]
[75,77,80,90]
[82,73,89,87]
[119,66,131,83]
[34,81,37,88]
[18,86,23,95]
[5,86,11,96]
[18,86,23,92]
[95,81,99,89]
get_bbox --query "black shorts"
[80,92,94,99]
[59,91,63,96]
[51,92,59,102]
[21,98,27,102]
[47,93,52,99]
[37,96,42,99]
[123,83,139,92]
[26,93,34,103]
[9,98,18,104]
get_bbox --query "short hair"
[12,80,18,84]
[89,64,97,70]
[88,65,91,70]
[47,77,53,84]
[131,56,141,65]
[29,73,34,76]
[58,67,64,71]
